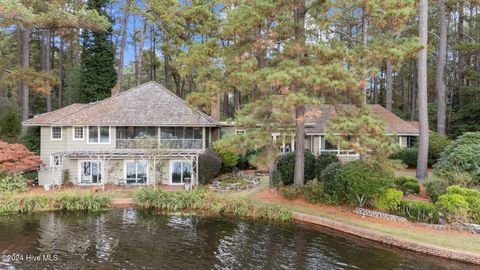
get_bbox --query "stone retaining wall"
[294,212,480,265]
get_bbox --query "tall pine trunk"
[46,30,52,112]
[436,0,447,134]
[21,27,30,134]
[293,0,306,185]
[416,0,429,180]
[58,36,64,107]
[385,59,393,111]
[137,18,146,86]
[116,1,130,90]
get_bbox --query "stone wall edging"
[293,212,480,265]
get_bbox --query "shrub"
[272,170,282,188]
[319,162,344,197]
[395,176,417,186]
[198,150,222,185]
[435,194,470,224]
[0,140,42,174]
[427,132,451,165]
[315,153,338,180]
[335,160,394,207]
[237,149,258,170]
[0,173,28,193]
[376,188,403,212]
[445,186,480,224]
[281,185,303,200]
[302,181,333,204]
[20,127,41,155]
[433,132,480,184]
[213,147,240,170]
[395,200,439,223]
[403,181,420,195]
[0,109,21,143]
[276,151,316,185]
[425,178,448,202]
[389,148,418,168]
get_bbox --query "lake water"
[0,209,475,269]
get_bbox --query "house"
[22,82,221,188]
[222,104,419,159]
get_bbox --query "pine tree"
[79,0,117,103]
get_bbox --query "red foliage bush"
[0,140,42,174]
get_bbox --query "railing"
[320,149,358,156]
[116,138,203,149]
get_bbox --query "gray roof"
[22,81,220,127]
[305,104,419,135]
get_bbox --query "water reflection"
[0,209,475,269]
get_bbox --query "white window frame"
[72,126,84,140]
[51,126,62,140]
[124,160,149,184]
[169,160,192,185]
[87,126,111,144]
[77,160,103,185]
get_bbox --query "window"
[125,160,148,184]
[51,127,62,140]
[171,161,192,184]
[73,127,84,140]
[88,126,110,143]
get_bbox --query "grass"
[134,187,293,222]
[0,192,112,215]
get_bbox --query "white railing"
[320,149,358,156]
[116,138,203,149]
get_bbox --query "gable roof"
[305,104,419,135]
[22,82,220,127]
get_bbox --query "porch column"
[202,127,206,150]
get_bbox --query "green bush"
[272,170,282,188]
[198,150,222,185]
[0,109,21,143]
[315,153,338,180]
[445,186,480,224]
[403,181,420,195]
[276,151,316,185]
[389,148,418,168]
[376,188,403,212]
[335,160,394,207]
[302,181,333,204]
[319,162,344,196]
[213,147,240,170]
[433,132,480,184]
[425,178,448,202]
[0,174,28,193]
[281,185,303,200]
[53,193,112,212]
[395,176,420,195]
[426,132,451,165]
[435,193,470,224]
[237,149,258,170]
[20,127,41,155]
[395,200,439,223]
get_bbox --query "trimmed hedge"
[276,151,316,185]
[315,153,338,180]
[389,148,418,168]
[198,150,222,185]
[395,176,420,195]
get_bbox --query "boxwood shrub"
[198,150,222,185]
[395,176,420,195]
[315,153,338,180]
[276,151,316,185]
[319,162,344,197]
[389,148,418,168]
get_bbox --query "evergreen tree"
[79,0,116,103]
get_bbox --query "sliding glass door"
[170,161,191,184]
[125,160,148,184]
[80,161,102,184]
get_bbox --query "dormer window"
[51,127,62,140]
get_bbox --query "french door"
[80,161,102,184]
[125,160,148,184]
[170,161,192,184]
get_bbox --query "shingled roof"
[305,104,419,135]
[22,82,220,127]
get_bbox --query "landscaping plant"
[314,153,338,180]
[435,193,470,224]
[395,200,439,223]
[444,186,480,224]
[376,188,403,212]
[0,172,28,193]
[395,176,420,195]
[335,160,394,207]
[198,150,222,185]
[276,151,316,185]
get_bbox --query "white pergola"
[49,149,199,190]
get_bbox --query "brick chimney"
[111,86,119,97]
